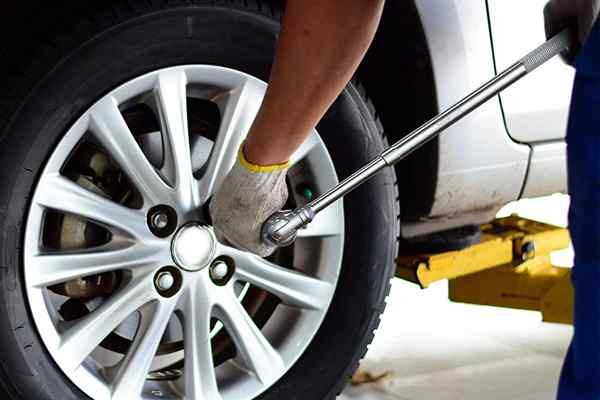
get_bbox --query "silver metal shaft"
[311,62,526,214]
[262,29,574,247]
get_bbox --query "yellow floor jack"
[396,215,574,325]
[350,215,573,387]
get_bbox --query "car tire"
[0,1,399,399]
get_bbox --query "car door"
[486,0,575,143]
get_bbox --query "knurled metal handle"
[520,28,575,72]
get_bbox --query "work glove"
[544,0,600,64]
[210,145,289,257]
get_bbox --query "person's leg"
[557,18,600,400]
[243,0,385,166]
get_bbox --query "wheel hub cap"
[171,223,216,271]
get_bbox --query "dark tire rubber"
[0,1,400,399]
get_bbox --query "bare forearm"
[244,0,385,165]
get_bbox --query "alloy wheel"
[24,66,344,400]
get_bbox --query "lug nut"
[147,205,178,238]
[210,261,229,281]
[153,266,182,297]
[152,212,169,230]
[155,271,175,291]
[209,258,235,286]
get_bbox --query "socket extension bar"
[262,29,575,248]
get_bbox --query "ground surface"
[340,194,573,400]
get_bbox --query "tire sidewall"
[0,4,398,399]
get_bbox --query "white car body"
[396,0,572,237]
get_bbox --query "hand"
[544,0,600,64]
[210,145,289,257]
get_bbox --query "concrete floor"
[340,194,573,400]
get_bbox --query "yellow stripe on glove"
[238,144,290,173]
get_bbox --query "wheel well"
[357,0,439,221]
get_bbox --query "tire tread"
[327,80,400,399]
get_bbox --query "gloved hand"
[544,0,600,64]
[210,145,289,257]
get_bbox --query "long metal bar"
[311,62,525,214]
[262,29,575,247]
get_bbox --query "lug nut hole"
[147,205,178,238]
[210,257,235,286]
[154,266,182,297]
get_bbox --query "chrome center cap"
[171,223,216,271]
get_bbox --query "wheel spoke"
[222,246,334,311]
[289,131,321,166]
[198,78,264,203]
[35,173,149,239]
[29,243,161,288]
[296,201,344,238]
[215,289,285,384]
[155,70,198,209]
[89,96,170,205]
[182,284,221,400]
[55,275,156,372]
[112,298,179,399]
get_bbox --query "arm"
[244,0,385,165]
[211,0,385,256]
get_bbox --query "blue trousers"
[557,20,600,400]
